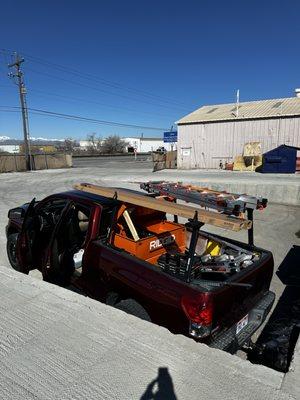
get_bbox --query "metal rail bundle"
[140,181,267,217]
[140,181,268,246]
[74,183,251,231]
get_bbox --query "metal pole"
[8,53,31,171]
[186,212,203,283]
[236,89,240,118]
[247,208,254,246]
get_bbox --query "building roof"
[177,97,300,124]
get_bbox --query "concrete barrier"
[0,153,72,173]
[152,170,300,206]
[0,265,298,400]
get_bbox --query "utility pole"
[8,53,31,170]
[236,89,240,118]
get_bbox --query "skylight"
[207,107,218,114]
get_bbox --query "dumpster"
[261,145,300,173]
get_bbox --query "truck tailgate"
[208,251,274,346]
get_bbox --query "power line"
[0,77,177,118]
[25,88,171,118]
[0,50,174,133]
[1,77,174,118]
[25,66,187,112]
[0,105,168,131]
[17,51,192,108]
[29,107,168,130]
[0,48,192,110]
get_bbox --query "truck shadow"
[248,245,300,372]
[140,367,177,400]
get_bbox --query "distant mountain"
[30,137,64,142]
[0,136,69,145]
[0,136,10,141]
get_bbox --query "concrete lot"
[0,265,296,400]
[73,155,300,205]
[73,153,151,168]
[0,160,299,399]
[1,159,299,301]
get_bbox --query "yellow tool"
[205,240,221,256]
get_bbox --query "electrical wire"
[0,49,177,132]
[25,88,171,118]
[0,48,192,111]
[25,66,187,112]
[17,52,191,108]
[0,105,168,131]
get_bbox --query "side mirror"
[8,207,25,219]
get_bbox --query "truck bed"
[101,206,275,348]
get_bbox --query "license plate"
[236,314,249,334]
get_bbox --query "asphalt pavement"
[73,154,152,168]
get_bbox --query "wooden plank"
[74,183,251,231]
[123,210,140,241]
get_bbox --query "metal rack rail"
[140,181,268,246]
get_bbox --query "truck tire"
[114,299,151,322]
[7,233,21,272]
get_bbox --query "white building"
[124,137,175,153]
[0,144,20,153]
[79,140,101,150]
[177,92,300,169]
[79,136,176,153]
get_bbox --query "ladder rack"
[140,181,267,217]
[140,181,268,246]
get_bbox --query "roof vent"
[295,88,300,98]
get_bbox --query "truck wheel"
[7,233,21,272]
[114,299,151,322]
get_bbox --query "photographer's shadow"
[140,367,177,400]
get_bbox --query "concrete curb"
[0,266,298,400]
[134,170,300,206]
[281,335,300,398]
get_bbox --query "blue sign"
[163,131,177,143]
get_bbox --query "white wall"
[177,117,300,169]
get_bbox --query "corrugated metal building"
[177,94,300,169]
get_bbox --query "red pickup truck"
[6,184,275,354]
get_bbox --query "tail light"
[181,294,213,326]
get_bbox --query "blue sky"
[0,0,299,140]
